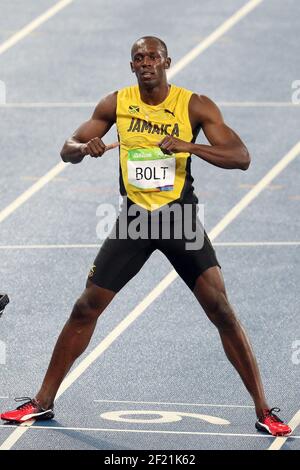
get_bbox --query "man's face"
[130,39,171,87]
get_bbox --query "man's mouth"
[141,71,154,79]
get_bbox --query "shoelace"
[265,407,283,423]
[14,397,37,411]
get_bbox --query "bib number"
[127,148,175,192]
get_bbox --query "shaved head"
[130,35,171,90]
[131,36,168,59]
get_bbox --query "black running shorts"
[88,206,221,293]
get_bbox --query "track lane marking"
[167,0,264,79]
[0,0,75,56]
[209,141,300,240]
[1,101,299,108]
[0,162,68,224]
[0,241,299,249]
[1,424,299,440]
[93,399,255,408]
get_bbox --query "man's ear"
[165,57,171,69]
[130,61,135,73]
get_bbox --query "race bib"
[127,147,175,192]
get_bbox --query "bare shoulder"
[190,94,218,108]
[92,91,118,122]
[189,93,223,124]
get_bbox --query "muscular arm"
[159,94,251,171]
[60,91,118,164]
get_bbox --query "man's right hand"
[81,138,119,158]
[60,91,118,164]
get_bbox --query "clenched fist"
[81,138,119,158]
[158,136,191,154]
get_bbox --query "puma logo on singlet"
[164,109,175,117]
[127,118,179,136]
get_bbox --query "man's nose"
[141,55,152,66]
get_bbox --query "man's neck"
[138,82,170,106]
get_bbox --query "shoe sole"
[23,411,55,422]
[255,421,292,437]
[1,411,54,423]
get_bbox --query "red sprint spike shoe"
[255,408,292,436]
[1,397,54,423]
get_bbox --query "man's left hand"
[158,136,191,154]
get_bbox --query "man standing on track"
[1,36,291,436]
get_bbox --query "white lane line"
[268,410,300,450]
[1,141,299,451]
[1,424,298,440]
[215,241,300,246]
[209,141,300,240]
[167,0,264,79]
[0,0,264,226]
[0,162,68,224]
[0,103,96,108]
[219,102,300,107]
[0,244,99,249]
[0,1,74,224]
[0,241,299,250]
[2,102,300,108]
[93,400,254,408]
[0,0,75,56]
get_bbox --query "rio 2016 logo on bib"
[127,147,175,192]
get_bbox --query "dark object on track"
[0,294,9,317]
